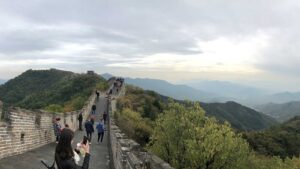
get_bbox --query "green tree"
[148,102,250,169]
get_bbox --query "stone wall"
[0,93,96,160]
[108,84,174,169]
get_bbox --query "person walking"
[91,105,96,115]
[78,112,83,131]
[53,118,62,143]
[103,111,108,124]
[84,119,94,144]
[55,128,90,169]
[90,105,96,125]
[96,90,100,99]
[96,120,105,143]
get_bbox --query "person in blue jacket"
[84,119,94,144]
[96,119,105,143]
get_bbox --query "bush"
[115,108,153,146]
[45,104,64,113]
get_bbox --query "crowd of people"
[50,79,124,169]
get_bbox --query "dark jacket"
[84,121,94,133]
[53,123,62,136]
[55,153,90,169]
[78,113,83,121]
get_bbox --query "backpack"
[41,160,56,169]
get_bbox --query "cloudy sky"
[0,0,300,91]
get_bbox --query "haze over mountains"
[102,73,300,122]
[102,73,300,104]
[256,101,300,122]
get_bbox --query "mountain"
[125,78,220,102]
[265,92,300,103]
[123,85,277,131]
[187,80,269,99]
[199,101,278,131]
[244,116,300,158]
[187,80,300,106]
[101,73,220,102]
[101,73,114,80]
[256,101,300,122]
[0,69,107,111]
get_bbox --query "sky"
[0,0,300,91]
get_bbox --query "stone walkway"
[0,96,110,169]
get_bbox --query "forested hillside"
[0,69,108,112]
[116,85,300,169]
[244,116,300,158]
[200,102,277,131]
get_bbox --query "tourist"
[78,111,83,131]
[55,128,90,169]
[103,111,108,124]
[91,105,96,115]
[84,119,94,144]
[96,90,100,98]
[53,118,62,143]
[90,105,96,125]
[96,120,105,143]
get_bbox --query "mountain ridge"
[256,101,300,122]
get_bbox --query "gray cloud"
[0,0,300,90]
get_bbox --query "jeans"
[97,132,104,142]
[86,132,92,142]
[79,120,82,130]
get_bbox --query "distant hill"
[186,80,272,106]
[187,80,269,100]
[122,85,277,131]
[125,78,218,102]
[0,69,107,112]
[199,101,278,131]
[256,101,300,122]
[101,73,114,80]
[102,73,300,109]
[186,80,300,106]
[265,92,300,103]
[244,116,300,158]
[101,74,220,102]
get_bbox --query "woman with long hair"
[55,128,90,169]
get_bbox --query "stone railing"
[107,83,174,169]
[0,92,96,160]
